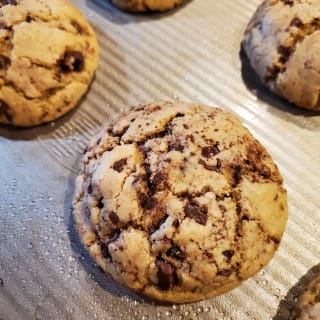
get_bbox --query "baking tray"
[1,0,320,319]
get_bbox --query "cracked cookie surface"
[0,0,99,126]
[243,0,320,110]
[109,0,183,12]
[73,101,288,303]
[291,273,320,319]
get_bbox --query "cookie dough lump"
[243,0,320,110]
[109,0,184,12]
[73,101,288,303]
[0,0,99,126]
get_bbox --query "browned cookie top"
[73,101,288,303]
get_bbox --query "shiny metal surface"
[1,0,320,319]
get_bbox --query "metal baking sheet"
[1,0,320,319]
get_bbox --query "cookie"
[0,0,99,126]
[109,0,184,12]
[243,0,320,110]
[73,101,288,303]
[291,273,320,319]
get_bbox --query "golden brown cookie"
[0,0,99,126]
[243,0,320,110]
[73,101,288,303]
[109,0,184,12]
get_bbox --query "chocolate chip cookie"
[291,273,320,319]
[0,0,99,126]
[243,0,320,110]
[109,0,184,12]
[73,101,288,303]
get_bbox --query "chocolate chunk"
[0,278,3,286]
[198,159,221,172]
[156,259,175,290]
[217,269,233,277]
[281,0,293,5]
[232,165,242,186]
[290,17,303,28]
[100,242,111,260]
[140,194,157,210]
[184,202,208,225]
[278,45,293,64]
[113,158,127,173]
[201,143,220,158]
[166,244,185,261]
[98,198,104,209]
[168,139,184,152]
[25,15,33,23]
[222,250,234,259]
[242,215,249,221]
[0,55,10,70]
[109,212,119,224]
[265,65,281,82]
[172,219,180,228]
[60,50,84,72]
[152,172,166,187]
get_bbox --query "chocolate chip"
[184,202,208,225]
[25,15,33,23]
[113,158,127,173]
[222,250,234,259]
[99,242,111,260]
[152,172,166,187]
[201,143,220,158]
[0,55,10,70]
[140,194,157,210]
[60,50,84,72]
[98,198,104,209]
[232,165,242,186]
[109,212,119,224]
[96,137,102,145]
[198,159,221,172]
[0,278,3,286]
[156,259,174,290]
[166,244,185,261]
[278,45,293,64]
[265,65,281,82]
[290,17,303,28]
[172,219,180,228]
[168,140,184,152]
[183,124,189,129]
[217,269,232,277]
[281,0,293,5]
[242,215,249,221]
